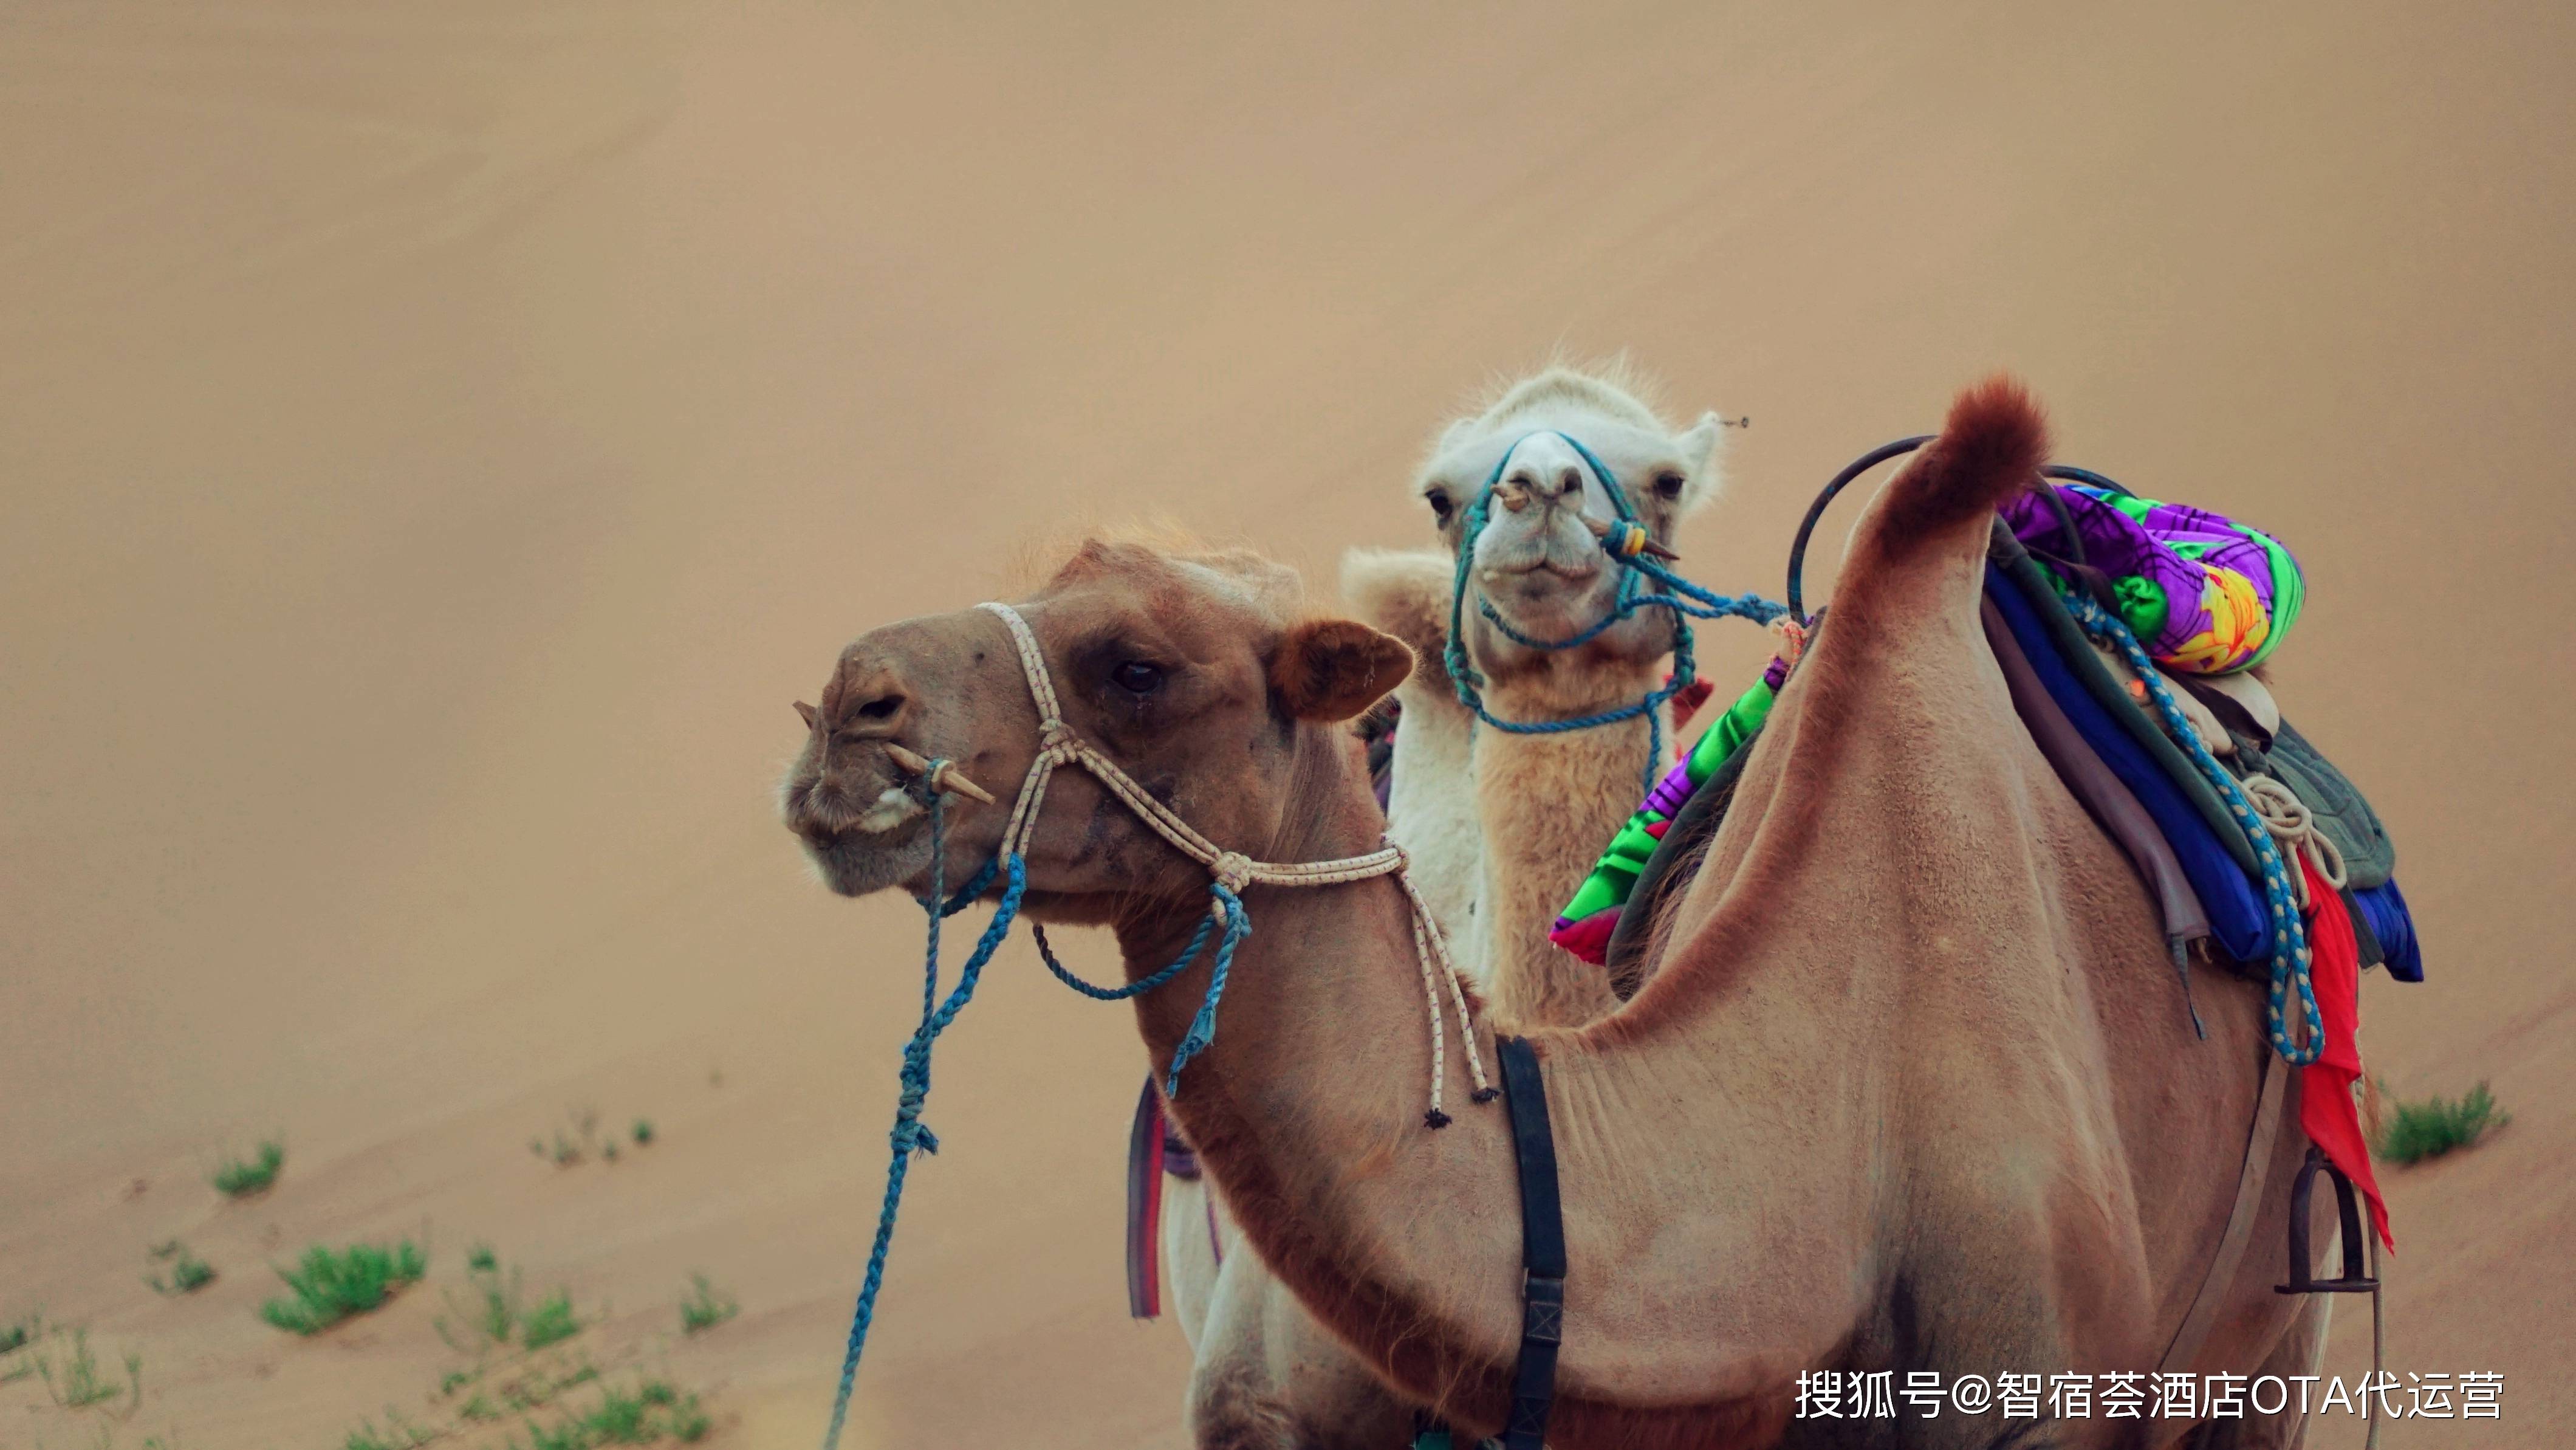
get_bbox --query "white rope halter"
[974,602,1493,1121]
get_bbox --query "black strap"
[1494,1035,1565,1449]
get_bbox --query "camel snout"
[823,661,913,743]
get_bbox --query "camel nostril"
[1556,467,1584,497]
[855,692,905,723]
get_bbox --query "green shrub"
[677,1274,736,1336]
[211,1139,285,1197]
[2376,1080,2509,1166]
[342,1409,431,1450]
[519,1288,581,1351]
[33,1325,140,1411]
[631,1119,654,1147]
[259,1241,427,1335]
[516,1378,707,1449]
[438,1244,585,1355]
[148,1242,217,1296]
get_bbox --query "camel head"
[779,535,1412,915]
[1415,363,1725,693]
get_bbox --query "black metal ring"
[1784,445,2143,623]
[1784,436,1930,623]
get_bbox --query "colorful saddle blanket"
[1551,483,2417,1250]
[1553,483,2420,981]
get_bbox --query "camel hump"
[1872,374,2050,550]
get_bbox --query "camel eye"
[1653,472,1687,500]
[1425,487,1454,523]
[1112,661,1165,695]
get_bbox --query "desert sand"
[4,2,2571,1446]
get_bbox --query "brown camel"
[783,379,2330,1449]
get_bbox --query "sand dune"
[4,2,2571,1445]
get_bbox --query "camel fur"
[785,376,2339,1449]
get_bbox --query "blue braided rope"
[2060,592,2323,1065]
[1035,910,1215,1001]
[1035,890,1249,1093]
[821,794,1256,1445]
[821,789,1029,1450]
[1442,430,1786,793]
[1163,885,1250,1094]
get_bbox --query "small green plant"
[630,1119,654,1147]
[341,1407,432,1450]
[519,1288,582,1351]
[677,1274,736,1336]
[2376,1080,2509,1165]
[439,1244,585,1355]
[33,1325,142,1413]
[0,1311,33,1355]
[146,1242,216,1296]
[515,1378,708,1449]
[259,1240,427,1335]
[210,1139,286,1198]
[439,1242,521,1353]
[530,1107,607,1169]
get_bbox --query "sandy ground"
[3,2,2571,1446]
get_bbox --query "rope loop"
[2241,772,2348,908]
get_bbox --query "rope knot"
[1768,614,1810,671]
[1038,720,1078,754]
[1210,850,1255,896]
[2242,772,2348,902]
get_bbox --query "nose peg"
[886,743,996,805]
[1581,514,1682,562]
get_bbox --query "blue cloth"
[1985,564,2273,965]
[2351,879,2424,983]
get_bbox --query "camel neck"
[1469,701,1655,1028]
[1095,699,1863,1440]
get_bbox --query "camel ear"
[1271,619,1416,723]
[1338,547,1452,670]
[1671,411,1727,515]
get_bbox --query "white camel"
[1160,362,1733,1446]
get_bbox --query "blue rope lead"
[2061,592,2323,1065]
[821,789,1259,1447]
[820,787,1027,1450]
[1442,430,1786,794]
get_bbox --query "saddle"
[1603,521,2420,988]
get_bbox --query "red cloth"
[2295,857,2393,1253]
[1127,1082,1168,1318]
[1668,676,1718,732]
